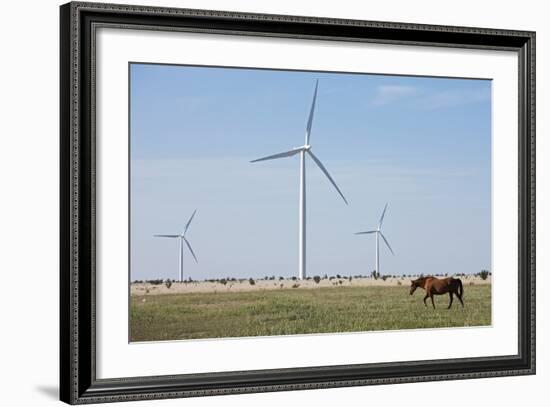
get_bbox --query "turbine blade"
[153,234,179,238]
[250,148,301,163]
[307,150,348,204]
[305,80,319,145]
[355,230,377,235]
[378,203,388,229]
[183,237,198,263]
[379,232,395,255]
[184,209,197,235]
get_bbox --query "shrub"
[147,279,164,285]
[479,270,490,280]
[249,278,255,285]
[313,275,321,284]
[371,270,380,280]
[380,275,389,281]
[220,278,227,285]
[165,279,172,289]
[292,283,300,288]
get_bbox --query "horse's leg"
[448,292,454,309]
[430,293,436,309]
[457,291,464,308]
[423,293,429,307]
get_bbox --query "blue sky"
[130,63,491,281]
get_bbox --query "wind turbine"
[251,80,348,280]
[154,210,198,282]
[355,203,394,276]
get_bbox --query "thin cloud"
[418,88,490,110]
[370,85,418,106]
[369,85,490,110]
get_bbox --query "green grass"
[130,285,491,341]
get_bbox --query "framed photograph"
[60,1,535,404]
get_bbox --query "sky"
[130,63,492,281]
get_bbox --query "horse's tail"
[456,278,463,297]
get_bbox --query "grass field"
[130,284,491,341]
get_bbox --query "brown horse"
[410,276,464,309]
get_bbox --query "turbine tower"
[154,210,198,282]
[251,80,348,280]
[355,203,394,276]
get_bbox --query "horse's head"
[410,280,419,295]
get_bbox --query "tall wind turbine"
[251,80,348,280]
[355,203,394,276]
[154,210,198,282]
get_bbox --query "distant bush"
[478,270,490,280]
[165,279,172,289]
[249,278,255,285]
[292,283,300,289]
[291,276,297,281]
[380,275,389,281]
[313,275,321,284]
[348,276,352,282]
[371,270,380,280]
[147,279,164,285]
[279,276,284,280]
[220,279,227,285]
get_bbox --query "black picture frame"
[60,1,536,404]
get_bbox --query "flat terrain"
[130,278,491,342]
